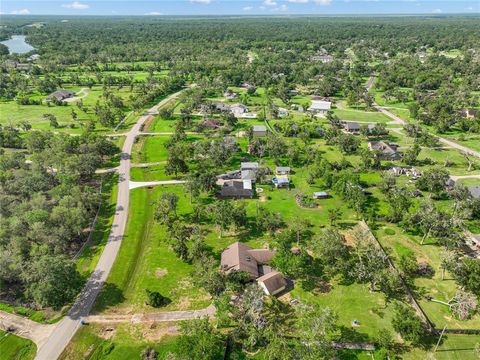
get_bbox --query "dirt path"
[0,311,55,348]
[129,180,186,190]
[450,174,480,181]
[64,88,89,103]
[85,305,215,324]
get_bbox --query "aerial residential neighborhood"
[0,3,479,360]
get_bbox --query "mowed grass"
[93,186,210,314]
[0,330,36,360]
[291,282,395,339]
[333,108,391,123]
[0,86,136,134]
[404,334,480,360]
[59,324,181,360]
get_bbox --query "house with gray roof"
[368,141,402,160]
[47,89,75,101]
[253,125,267,137]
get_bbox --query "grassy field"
[93,186,211,314]
[0,85,137,134]
[0,330,36,360]
[59,324,181,360]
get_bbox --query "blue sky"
[1,0,478,16]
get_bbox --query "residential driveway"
[35,88,187,360]
[368,76,480,159]
[450,174,480,181]
[0,311,55,348]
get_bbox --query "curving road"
[367,75,480,159]
[35,89,186,360]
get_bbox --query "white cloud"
[190,0,212,4]
[144,11,163,15]
[243,6,253,11]
[62,1,89,10]
[432,8,442,13]
[11,8,31,15]
[314,0,332,5]
[259,6,266,10]
[273,4,289,11]
[264,0,277,6]
[288,0,308,3]
[465,6,473,10]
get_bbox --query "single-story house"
[307,100,332,115]
[221,242,275,278]
[221,242,287,296]
[47,89,75,101]
[257,271,287,296]
[342,122,361,133]
[218,180,254,199]
[230,103,248,116]
[201,119,222,129]
[467,186,480,200]
[272,177,290,188]
[241,162,259,171]
[278,107,289,118]
[214,102,230,112]
[276,167,291,176]
[368,141,402,160]
[224,90,238,100]
[313,191,330,199]
[253,125,267,137]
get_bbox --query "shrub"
[145,289,168,308]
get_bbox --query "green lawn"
[291,282,395,340]
[59,324,181,360]
[0,330,36,360]
[93,186,211,314]
[0,86,137,134]
[333,108,391,123]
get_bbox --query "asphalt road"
[367,75,480,159]
[35,89,185,360]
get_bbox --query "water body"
[1,35,35,54]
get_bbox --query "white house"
[307,100,332,115]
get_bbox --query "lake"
[1,35,35,54]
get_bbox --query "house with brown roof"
[257,271,287,296]
[368,141,402,160]
[221,242,287,296]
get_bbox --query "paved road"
[0,311,55,348]
[368,75,480,159]
[35,89,186,360]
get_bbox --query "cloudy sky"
[1,0,478,16]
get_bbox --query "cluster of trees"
[0,131,118,308]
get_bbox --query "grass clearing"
[0,330,36,360]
